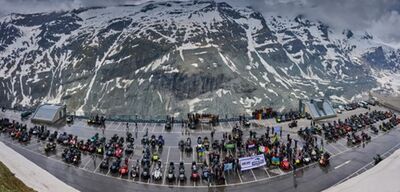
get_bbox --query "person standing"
[135,124,138,138]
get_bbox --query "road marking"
[151,124,156,133]
[334,160,351,170]
[236,169,243,183]
[117,122,124,130]
[278,168,284,175]
[140,123,147,132]
[250,170,257,181]
[93,160,102,173]
[162,147,170,185]
[328,143,343,153]
[264,167,271,178]
[79,156,92,168]
[82,158,93,169]
[323,146,335,155]
[227,121,234,130]
[1,108,399,189]
[336,140,348,149]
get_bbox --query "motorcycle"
[166,162,175,183]
[157,135,165,148]
[185,138,193,153]
[130,160,140,179]
[141,162,150,180]
[96,144,104,155]
[151,152,160,162]
[125,142,134,155]
[114,147,123,158]
[110,159,121,173]
[361,132,371,141]
[311,149,319,161]
[165,122,172,130]
[119,163,129,176]
[271,156,280,166]
[152,161,163,180]
[303,153,311,165]
[178,140,185,152]
[48,131,58,142]
[280,158,291,170]
[126,133,134,143]
[319,152,330,167]
[190,162,200,181]
[371,126,379,134]
[100,158,109,170]
[44,142,57,153]
[150,135,157,148]
[289,120,298,128]
[201,165,210,182]
[40,130,50,140]
[106,148,115,157]
[178,162,186,181]
[203,137,210,151]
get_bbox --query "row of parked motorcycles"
[320,111,393,142]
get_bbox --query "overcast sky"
[1,0,399,47]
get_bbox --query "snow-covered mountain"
[0,0,398,117]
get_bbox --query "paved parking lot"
[0,105,398,189]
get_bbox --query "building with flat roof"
[302,99,337,120]
[31,104,66,124]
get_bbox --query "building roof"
[305,99,336,120]
[32,104,64,123]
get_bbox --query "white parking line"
[150,124,156,133]
[336,140,348,149]
[141,123,147,132]
[264,167,271,178]
[278,168,284,175]
[79,156,92,168]
[328,144,342,153]
[117,122,123,130]
[227,121,234,130]
[162,147,170,185]
[323,146,335,155]
[93,160,102,173]
[236,170,243,183]
[82,158,93,169]
[250,170,257,181]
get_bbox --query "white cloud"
[0,0,399,46]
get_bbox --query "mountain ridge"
[0,0,398,117]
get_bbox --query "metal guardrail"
[73,115,254,124]
[2,106,290,124]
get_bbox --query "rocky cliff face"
[0,1,398,117]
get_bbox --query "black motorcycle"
[167,162,175,183]
[178,162,186,182]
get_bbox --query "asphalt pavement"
[0,106,399,192]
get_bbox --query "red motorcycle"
[190,162,200,181]
[114,148,123,158]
